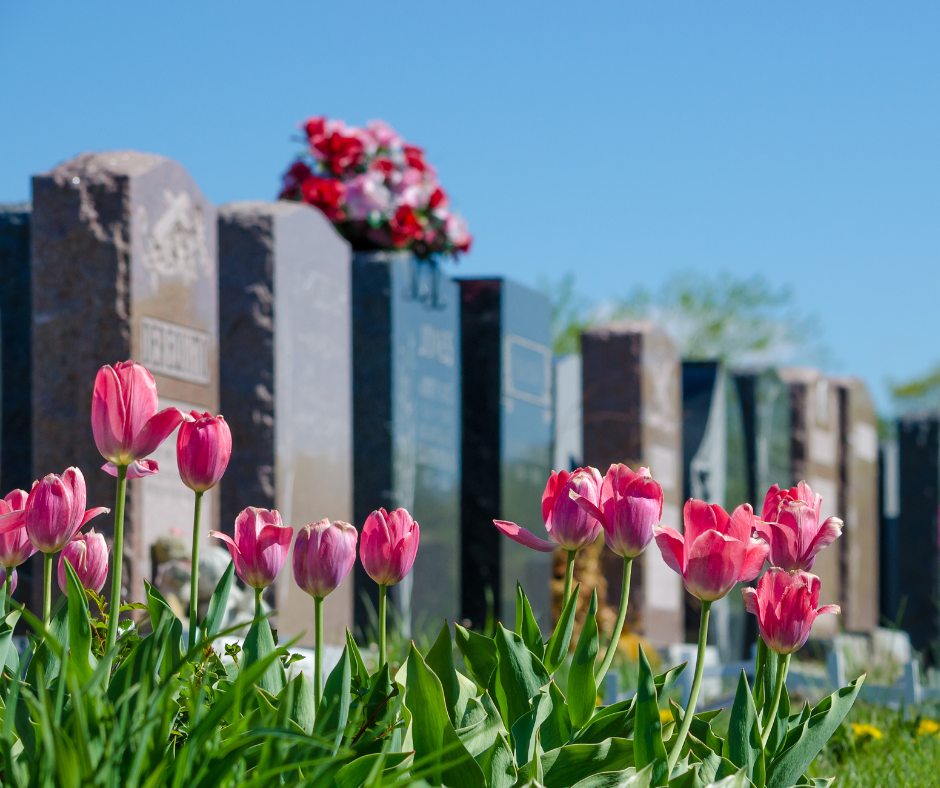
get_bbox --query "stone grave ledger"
[459,278,553,631]
[581,322,683,646]
[31,152,219,611]
[681,361,749,659]
[352,253,461,637]
[778,368,842,638]
[218,201,353,646]
[833,377,879,633]
[553,354,583,473]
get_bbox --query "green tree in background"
[890,365,940,413]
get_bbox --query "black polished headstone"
[352,253,461,636]
[459,278,553,629]
[733,368,791,506]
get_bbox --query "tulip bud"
[25,468,110,554]
[743,568,840,654]
[0,566,17,594]
[360,508,419,586]
[92,360,187,479]
[0,490,35,569]
[210,507,292,589]
[293,519,358,599]
[177,412,232,492]
[58,529,110,594]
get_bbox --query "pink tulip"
[0,490,35,569]
[210,507,292,589]
[58,529,109,594]
[742,568,840,654]
[571,464,663,558]
[0,566,17,594]
[360,508,419,586]
[655,499,769,601]
[293,519,358,598]
[92,360,188,479]
[177,411,232,493]
[494,467,603,553]
[23,468,110,554]
[756,481,843,572]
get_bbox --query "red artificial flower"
[305,117,329,146]
[313,131,366,174]
[370,156,395,177]
[428,187,448,210]
[389,205,424,247]
[301,176,346,222]
[403,144,427,173]
[279,161,313,199]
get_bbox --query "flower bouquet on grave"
[279,116,472,260]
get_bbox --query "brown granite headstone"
[582,321,684,646]
[218,201,353,646]
[31,151,219,610]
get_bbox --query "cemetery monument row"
[581,321,684,646]
[352,252,461,637]
[459,277,553,630]
[218,201,353,646]
[31,151,219,610]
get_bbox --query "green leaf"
[544,582,580,673]
[315,644,351,748]
[516,584,545,658]
[766,675,865,788]
[281,672,316,734]
[144,580,182,675]
[576,698,636,744]
[526,737,635,788]
[764,679,790,758]
[541,681,572,751]
[667,762,703,788]
[568,589,599,729]
[334,752,413,788]
[460,692,505,758]
[0,612,21,677]
[633,645,668,787]
[63,557,96,684]
[572,764,654,788]
[26,602,68,686]
[686,734,722,784]
[493,624,550,730]
[426,622,467,727]
[511,689,555,767]
[200,559,235,638]
[241,611,286,695]
[455,623,499,689]
[704,770,749,788]
[347,628,369,685]
[476,732,516,788]
[725,672,762,784]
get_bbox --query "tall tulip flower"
[360,508,419,665]
[756,481,843,571]
[177,411,232,647]
[494,467,603,604]
[92,360,187,665]
[0,491,35,618]
[743,568,840,747]
[58,529,110,595]
[293,519,358,705]
[570,464,664,686]
[655,499,769,773]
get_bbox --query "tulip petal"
[542,471,565,526]
[0,510,26,536]
[804,517,843,565]
[739,537,770,582]
[653,526,685,575]
[92,365,128,463]
[102,460,161,478]
[493,520,556,552]
[80,507,111,527]
[683,499,717,546]
[569,490,607,528]
[816,604,841,617]
[209,530,241,558]
[727,503,755,543]
[761,484,783,522]
[742,586,759,616]
[755,519,799,571]
[129,407,186,460]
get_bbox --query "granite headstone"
[733,368,791,506]
[582,322,684,646]
[553,354,583,473]
[218,201,353,646]
[31,152,219,610]
[459,278,553,630]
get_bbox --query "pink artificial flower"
[176,412,232,493]
[756,481,843,571]
[0,490,35,568]
[367,119,403,149]
[572,464,663,558]
[445,214,472,253]
[21,468,110,554]
[92,361,188,479]
[495,468,604,553]
[293,519,358,599]
[58,529,109,594]
[743,567,840,654]
[655,499,769,602]
[210,507,292,589]
[0,566,17,594]
[345,172,392,221]
[360,508,419,586]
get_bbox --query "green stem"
[378,584,387,667]
[0,570,9,619]
[43,552,53,627]
[188,491,204,650]
[563,550,577,605]
[255,587,263,619]
[754,635,768,712]
[104,464,128,673]
[595,556,632,688]
[668,600,712,774]
[314,596,324,708]
[760,653,790,749]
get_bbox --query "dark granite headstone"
[733,368,791,506]
[352,253,461,636]
[219,201,353,646]
[582,322,683,646]
[879,439,901,628]
[458,278,553,629]
[31,152,219,609]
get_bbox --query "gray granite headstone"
[218,201,353,646]
[553,354,583,473]
[31,151,219,609]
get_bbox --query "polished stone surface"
[733,368,791,506]
[459,278,553,630]
[218,201,353,645]
[352,253,460,636]
[31,152,219,610]
[553,354,582,473]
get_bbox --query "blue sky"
[2,2,938,410]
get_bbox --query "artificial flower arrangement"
[279,117,472,260]
[0,359,862,787]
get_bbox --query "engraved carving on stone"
[135,190,211,288]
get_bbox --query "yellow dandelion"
[660,708,674,725]
[851,723,883,740]
[917,719,940,736]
